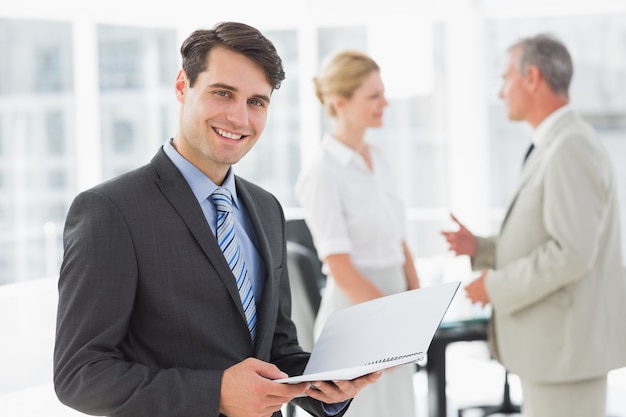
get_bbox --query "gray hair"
[509,34,573,96]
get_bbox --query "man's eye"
[215,91,229,97]
[249,99,264,107]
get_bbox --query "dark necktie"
[523,143,535,165]
[211,188,257,344]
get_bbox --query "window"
[47,169,66,189]
[45,111,65,155]
[0,18,73,284]
[112,119,135,153]
[35,46,63,92]
[99,36,143,90]
[98,25,178,181]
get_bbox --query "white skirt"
[314,265,416,417]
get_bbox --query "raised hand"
[441,213,477,257]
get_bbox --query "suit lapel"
[235,177,280,354]
[500,112,575,230]
[235,179,275,271]
[499,151,539,230]
[150,150,247,321]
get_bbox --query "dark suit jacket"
[54,148,334,417]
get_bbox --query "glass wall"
[0,20,180,285]
[2,4,626,285]
[0,15,454,288]
[98,25,178,179]
[0,19,74,284]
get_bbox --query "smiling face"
[173,46,272,184]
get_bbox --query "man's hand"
[465,269,491,307]
[305,371,382,405]
[220,358,310,417]
[441,213,477,257]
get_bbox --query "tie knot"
[211,188,233,213]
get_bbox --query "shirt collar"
[322,133,362,166]
[162,138,239,207]
[533,103,572,147]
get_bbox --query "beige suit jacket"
[473,109,626,383]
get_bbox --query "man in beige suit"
[443,34,626,417]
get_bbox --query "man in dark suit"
[53,21,379,417]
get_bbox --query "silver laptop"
[276,280,460,383]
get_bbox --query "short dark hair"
[509,34,573,96]
[180,21,285,90]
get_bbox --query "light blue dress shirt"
[164,139,348,415]
[162,139,266,306]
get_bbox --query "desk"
[426,318,489,417]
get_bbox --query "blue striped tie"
[211,188,257,344]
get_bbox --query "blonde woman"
[295,50,420,417]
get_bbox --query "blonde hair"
[313,50,380,117]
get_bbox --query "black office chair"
[285,218,324,273]
[285,219,326,417]
[286,240,323,351]
[285,217,326,314]
[457,369,521,416]
[284,218,327,322]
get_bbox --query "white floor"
[423,341,626,417]
[2,278,626,417]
